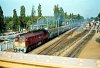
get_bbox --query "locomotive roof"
[19,29,47,36]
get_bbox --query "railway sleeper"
[68,30,96,57]
[48,30,89,56]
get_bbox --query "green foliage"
[20,5,26,29]
[77,14,81,19]
[65,13,84,19]
[31,5,36,17]
[94,13,100,21]
[0,6,6,32]
[38,3,42,17]
[69,13,73,18]
[4,5,38,31]
[31,5,36,22]
[96,37,100,43]
[13,9,19,31]
[54,5,65,26]
[97,13,100,21]
[64,12,67,18]
[3,4,85,32]
[97,13,100,18]
[4,17,12,30]
[8,21,13,30]
[54,4,59,19]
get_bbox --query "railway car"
[14,30,48,52]
[48,25,70,39]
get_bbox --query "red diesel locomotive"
[14,30,48,52]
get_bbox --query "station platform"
[0,52,100,68]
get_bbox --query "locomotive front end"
[14,35,27,52]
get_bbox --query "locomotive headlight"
[19,42,25,47]
[14,42,25,47]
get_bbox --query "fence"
[0,40,14,51]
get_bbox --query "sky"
[0,0,100,18]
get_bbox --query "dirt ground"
[79,31,100,60]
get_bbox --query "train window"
[33,36,34,39]
[19,37,24,42]
[38,34,40,36]
[35,35,37,38]
[40,34,42,36]
[37,35,38,37]
[15,37,19,41]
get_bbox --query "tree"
[0,6,5,32]
[20,5,26,29]
[4,16,12,30]
[97,13,100,18]
[64,12,67,18]
[54,4,59,20]
[31,5,36,22]
[54,5,65,26]
[59,7,65,26]
[13,9,19,31]
[38,3,42,17]
[77,14,81,19]
[97,13,100,21]
[69,13,73,19]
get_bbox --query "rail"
[59,29,92,57]
[68,30,96,57]
[29,28,76,54]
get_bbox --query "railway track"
[36,29,76,55]
[38,29,90,56]
[67,30,96,57]
[48,30,90,56]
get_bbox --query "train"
[14,30,48,52]
[14,21,81,53]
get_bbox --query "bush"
[96,37,100,43]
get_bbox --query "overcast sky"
[0,0,100,18]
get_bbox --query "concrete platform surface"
[0,52,100,68]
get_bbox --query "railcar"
[14,30,48,52]
[48,26,69,39]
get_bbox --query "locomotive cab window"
[19,37,25,42]
[15,37,19,41]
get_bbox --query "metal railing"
[0,40,14,51]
